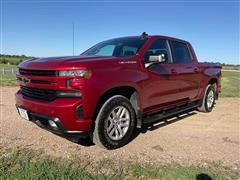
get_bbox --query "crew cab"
[15,33,221,149]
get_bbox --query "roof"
[110,34,190,44]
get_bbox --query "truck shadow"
[196,173,213,180]
[74,110,197,147]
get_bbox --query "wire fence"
[0,68,18,74]
[0,68,18,85]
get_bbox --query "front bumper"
[15,90,92,133]
[16,105,87,137]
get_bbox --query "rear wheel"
[198,85,216,112]
[91,95,135,149]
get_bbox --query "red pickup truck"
[16,33,221,149]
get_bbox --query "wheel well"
[208,78,218,85]
[93,86,138,120]
[208,78,218,91]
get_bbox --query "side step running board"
[143,101,200,124]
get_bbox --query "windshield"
[82,37,147,57]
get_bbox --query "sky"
[1,0,239,64]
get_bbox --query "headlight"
[58,69,91,78]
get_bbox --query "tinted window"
[82,38,147,57]
[171,41,191,64]
[144,39,170,63]
[122,46,138,56]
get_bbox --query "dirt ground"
[0,87,239,168]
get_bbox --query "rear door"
[170,40,200,100]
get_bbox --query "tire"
[198,85,216,112]
[91,95,136,149]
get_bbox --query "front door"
[141,39,184,112]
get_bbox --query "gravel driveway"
[1,87,239,167]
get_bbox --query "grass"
[0,73,17,86]
[131,163,239,180]
[0,149,102,180]
[0,63,18,68]
[0,64,18,86]
[0,148,239,179]
[220,71,240,97]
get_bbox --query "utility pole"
[72,22,75,56]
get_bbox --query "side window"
[171,41,191,64]
[122,46,138,56]
[144,39,171,63]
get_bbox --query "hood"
[18,55,121,70]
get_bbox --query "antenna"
[72,22,75,56]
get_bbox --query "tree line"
[0,54,33,65]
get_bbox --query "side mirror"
[149,54,166,63]
[145,54,166,68]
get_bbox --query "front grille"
[21,86,57,101]
[19,69,57,76]
[31,80,56,85]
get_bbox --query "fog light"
[48,120,57,128]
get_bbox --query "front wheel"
[198,85,216,112]
[91,95,136,149]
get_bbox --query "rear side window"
[171,41,191,64]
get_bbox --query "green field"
[0,148,238,180]
[0,64,18,86]
[220,71,240,97]
[0,73,17,86]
